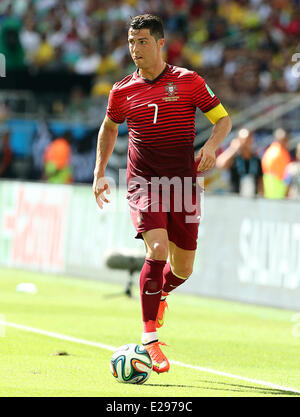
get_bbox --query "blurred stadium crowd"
[0,0,300,198]
[1,0,300,98]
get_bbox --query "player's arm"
[93,115,119,208]
[196,108,232,172]
[191,75,232,172]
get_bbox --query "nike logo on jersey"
[127,93,139,101]
[145,289,162,295]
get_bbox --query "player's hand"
[93,175,111,209]
[195,144,216,172]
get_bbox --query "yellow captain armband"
[204,103,228,124]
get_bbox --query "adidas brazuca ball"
[110,343,152,384]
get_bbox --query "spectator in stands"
[33,32,55,68]
[47,45,68,72]
[283,142,300,200]
[31,120,52,180]
[96,49,118,77]
[261,128,291,199]
[0,128,13,178]
[47,19,66,49]
[74,42,101,75]
[62,17,83,65]
[43,131,73,184]
[91,77,113,98]
[20,18,41,65]
[216,128,264,197]
[0,4,26,70]
[2,0,300,106]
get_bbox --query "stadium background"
[0,0,299,185]
[0,0,300,398]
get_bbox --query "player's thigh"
[169,240,196,279]
[142,228,169,261]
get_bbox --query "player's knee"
[147,241,168,261]
[172,264,193,279]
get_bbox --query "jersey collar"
[135,63,169,84]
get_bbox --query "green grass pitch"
[0,267,299,397]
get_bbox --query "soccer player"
[93,14,232,374]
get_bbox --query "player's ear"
[158,38,165,49]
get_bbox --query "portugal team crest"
[163,82,179,102]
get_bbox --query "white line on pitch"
[1,320,300,395]
[169,360,300,395]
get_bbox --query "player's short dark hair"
[129,14,164,41]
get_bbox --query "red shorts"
[127,181,201,251]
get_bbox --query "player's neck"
[138,61,166,81]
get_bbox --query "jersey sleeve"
[106,86,126,124]
[191,72,228,124]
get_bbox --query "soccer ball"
[110,343,152,384]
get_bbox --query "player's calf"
[162,262,191,293]
[156,263,192,328]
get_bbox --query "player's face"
[128,28,164,69]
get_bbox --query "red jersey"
[106,64,220,182]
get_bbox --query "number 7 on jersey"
[148,103,158,124]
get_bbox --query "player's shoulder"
[111,71,138,93]
[167,64,204,82]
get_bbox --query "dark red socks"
[162,262,186,293]
[140,258,166,332]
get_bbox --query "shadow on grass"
[145,379,300,396]
[101,292,138,300]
